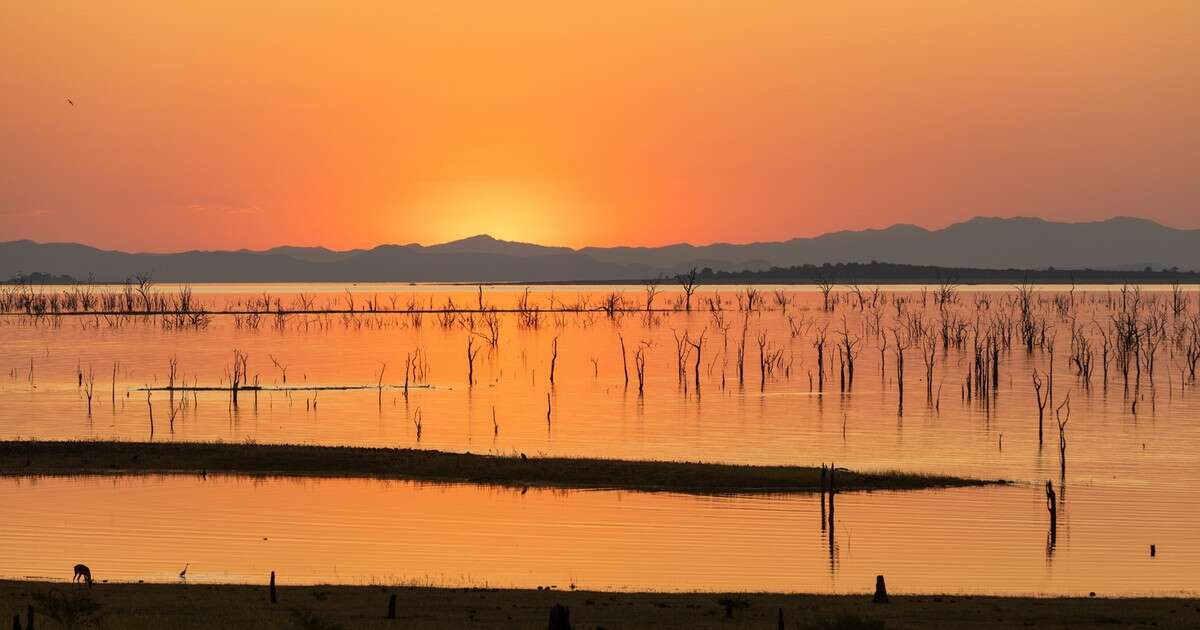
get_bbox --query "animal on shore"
[73,563,93,587]
[179,563,189,580]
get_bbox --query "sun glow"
[414,179,578,245]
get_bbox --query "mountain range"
[2,216,1198,283]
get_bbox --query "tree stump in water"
[269,571,277,604]
[777,607,785,630]
[547,604,571,630]
[25,605,32,630]
[12,613,21,630]
[1046,481,1057,546]
[872,575,889,603]
[386,593,396,619]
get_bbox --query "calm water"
[1,283,1198,594]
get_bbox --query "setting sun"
[413,178,577,245]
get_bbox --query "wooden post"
[872,575,889,603]
[269,571,277,604]
[548,603,571,630]
[777,607,784,630]
[24,605,32,630]
[819,465,827,531]
[827,463,836,531]
[12,614,20,630]
[386,593,396,619]
[1046,480,1057,547]
[1150,544,1156,557]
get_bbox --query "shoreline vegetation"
[1,580,1196,630]
[7,260,1200,289]
[0,440,998,494]
[2,272,1195,321]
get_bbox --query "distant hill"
[580,217,1200,272]
[2,217,1198,283]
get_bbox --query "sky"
[1,1,1198,252]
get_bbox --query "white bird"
[179,563,189,580]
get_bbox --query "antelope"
[73,563,93,587]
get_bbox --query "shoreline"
[0,440,998,495]
[1,580,1195,629]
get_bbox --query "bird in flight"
[67,98,74,106]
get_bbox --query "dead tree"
[1056,394,1071,479]
[837,317,860,390]
[83,366,95,415]
[814,325,828,393]
[892,329,908,415]
[921,335,936,404]
[688,328,707,392]
[736,317,749,385]
[644,279,661,312]
[467,337,479,386]
[549,336,559,385]
[230,350,248,407]
[634,345,648,394]
[1033,370,1049,445]
[817,277,835,311]
[677,268,700,312]
[618,335,629,387]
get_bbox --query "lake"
[1,283,1197,594]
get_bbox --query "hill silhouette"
[2,217,1197,283]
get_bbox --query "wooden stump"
[269,571,277,604]
[547,603,571,630]
[12,613,20,630]
[1046,481,1057,546]
[872,575,889,603]
[777,607,784,630]
[386,593,397,619]
[24,605,32,630]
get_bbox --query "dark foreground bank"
[1,580,1196,630]
[0,440,997,494]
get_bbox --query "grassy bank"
[0,440,996,494]
[1,580,1196,629]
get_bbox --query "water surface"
[2,283,1197,593]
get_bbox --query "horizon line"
[0,214,1182,256]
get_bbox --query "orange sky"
[2,1,1198,252]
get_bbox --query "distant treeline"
[7,264,1200,287]
[4,272,80,285]
[688,262,1200,285]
